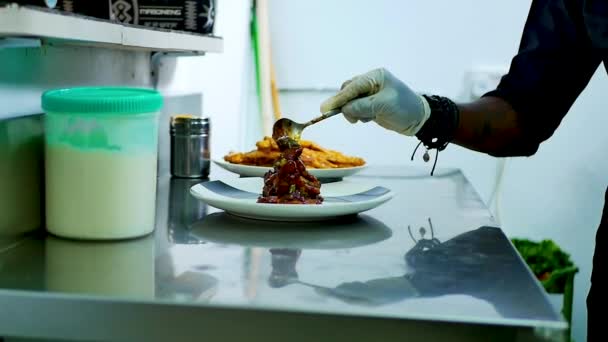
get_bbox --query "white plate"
[212,159,367,179]
[190,177,394,222]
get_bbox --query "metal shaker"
[170,115,210,178]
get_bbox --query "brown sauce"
[257,136,323,205]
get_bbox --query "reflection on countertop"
[279,226,556,321]
[190,212,392,250]
[158,176,219,302]
[187,213,557,322]
[45,234,156,299]
[0,114,44,237]
[167,177,209,245]
[0,167,564,332]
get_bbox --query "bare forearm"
[453,96,523,155]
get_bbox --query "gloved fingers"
[342,96,376,122]
[343,115,358,124]
[336,80,354,125]
[343,115,372,124]
[340,79,353,90]
[320,80,367,113]
[374,115,397,132]
[320,71,383,113]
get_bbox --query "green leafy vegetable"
[511,238,577,293]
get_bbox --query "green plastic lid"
[42,87,163,114]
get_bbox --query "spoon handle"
[303,108,342,128]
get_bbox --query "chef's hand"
[320,68,431,136]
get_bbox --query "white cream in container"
[42,87,163,240]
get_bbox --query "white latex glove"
[320,68,431,136]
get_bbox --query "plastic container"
[42,87,163,240]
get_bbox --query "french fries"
[224,137,365,169]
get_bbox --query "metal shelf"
[0,4,223,53]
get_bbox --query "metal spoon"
[272,108,342,142]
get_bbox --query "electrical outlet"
[464,66,509,100]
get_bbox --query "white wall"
[261,1,606,341]
[156,0,253,174]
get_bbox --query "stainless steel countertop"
[0,166,567,342]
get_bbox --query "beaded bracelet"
[412,95,460,176]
